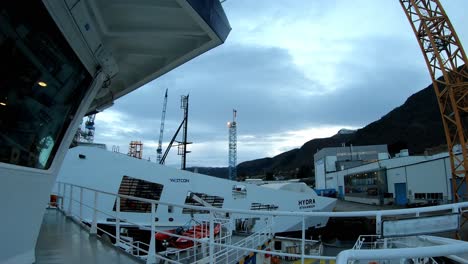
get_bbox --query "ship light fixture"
[38,81,47,87]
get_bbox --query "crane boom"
[400,0,468,203]
[157,89,168,163]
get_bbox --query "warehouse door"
[394,183,407,205]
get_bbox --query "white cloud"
[224,1,412,92]
[238,125,358,158]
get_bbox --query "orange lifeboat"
[155,222,221,249]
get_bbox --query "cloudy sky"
[91,0,468,168]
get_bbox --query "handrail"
[55,181,468,264]
[62,193,231,245]
[58,183,240,264]
[336,243,468,264]
[55,181,468,218]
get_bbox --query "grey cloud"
[111,44,320,139]
[93,0,468,167]
[97,37,431,165]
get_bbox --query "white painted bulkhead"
[0,74,105,264]
[56,146,336,233]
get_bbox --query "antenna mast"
[178,95,191,170]
[159,94,191,168]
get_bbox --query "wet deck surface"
[35,209,142,264]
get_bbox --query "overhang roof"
[44,0,230,113]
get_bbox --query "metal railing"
[353,235,437,250]
[54,181,468,264]
[351,235,463,263]
[56,182,232,264]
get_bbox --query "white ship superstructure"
[0,1,230,263]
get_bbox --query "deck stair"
[212,226,273,264]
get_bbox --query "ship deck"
[35,209,143,264]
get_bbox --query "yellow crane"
[399,0,468,230]
[400,0,468,202]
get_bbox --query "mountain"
[337,128,357,135]
[347,84,445,154]
[192,81,446,178]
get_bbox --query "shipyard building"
[314,144,464,205]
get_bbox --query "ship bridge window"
[232,184,247,198]
[0,2,92,169]
[182,192,224,214]
[114,176,164,213]
[250,203,278,211]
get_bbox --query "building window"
[182,192,224,214]
[427,193,443,200]
[415,193,426,199]
[344,170,386,198]
[114,176,164,212]
[414,193,442,200]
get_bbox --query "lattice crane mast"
[228,109,237,181]
[156,89,168,163]
[400,0,468,203]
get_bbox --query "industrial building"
[314,145,463,206]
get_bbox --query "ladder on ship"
[213,225,273,264]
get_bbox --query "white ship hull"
[55,146,336,234]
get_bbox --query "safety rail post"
[67,185,73,216]
[90,191,98,235]
[59,183,64,210]
[193,221,197,263]
[57,182,62,209]
[301,215,305,264]
[79,187,83,220]
[236,237,239,263]
[271,215,275,237]
[189,230,196,263]
[147,203,156,264]
[115,196,120,246]
[209,210,214,263]
[376,213,382,236]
